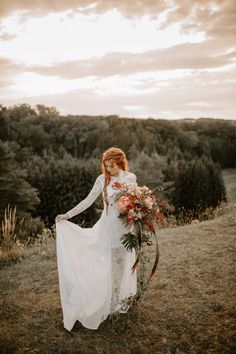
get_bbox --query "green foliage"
[0,103,235,230]
[35,104,59,116]
[24,149,101,226]
[0,140,40,219]
[130,151,166,189]
[120,232,140,251]
[16,216,45,243]
[173,157,227,218]
[1,103,235,167]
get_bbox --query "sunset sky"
[0,0,235,119]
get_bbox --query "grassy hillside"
[222,169,236,203]
[0,170,235,354]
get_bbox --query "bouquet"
[114,181,165,287]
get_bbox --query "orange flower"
[156,210,165,221]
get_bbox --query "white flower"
[144,197,154,209]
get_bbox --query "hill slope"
[0,171,235,354]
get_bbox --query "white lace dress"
[56,169,137,331]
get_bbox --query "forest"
[0,103,235,240]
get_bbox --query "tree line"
[0,103,235,239]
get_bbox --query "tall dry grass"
[0,205,24,264]
[158,200,230,229]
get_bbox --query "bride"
[55,147,137,331]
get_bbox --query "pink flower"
[112,182,125,190]
[117,196,131,211]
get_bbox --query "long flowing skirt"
[56,211,137,331]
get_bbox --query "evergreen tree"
[173,157,227,218]
[130,150,166,189]
[25,150,101,226]
[0,140,40,219]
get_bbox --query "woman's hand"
[55,213,69,222]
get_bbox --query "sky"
[0,0,235,119]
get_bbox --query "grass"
[222,168,236,203]
[0,169,236,353]
[0,205,23,263]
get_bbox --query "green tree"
[173,157,227,219]
[0,140,40,219]
[35,104,59,116]
[130,150,167,190]
[25,150,101,226]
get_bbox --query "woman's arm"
[66,174,103,219]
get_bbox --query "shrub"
[25,150,101,226]
[0,140,40,220]
[173,157,227,221]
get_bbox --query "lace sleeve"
[126,172,137,186]
[66,174,103,218]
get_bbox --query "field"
[0,169,235,354]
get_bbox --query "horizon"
[1,102,236,122]
[0,0,236,120]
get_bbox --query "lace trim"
[110,247,127,313]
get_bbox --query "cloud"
[0,57,25,87]
[1,0,235,25]
[1,64,235,119]
[28,41,236,79]
[1,0,235,47]
[0,0,83,17]
[0,31,17,41]
[168,0,236,40]
[0,0,235,119]
[0,0,168,18]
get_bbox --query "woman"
[55,147,137,331]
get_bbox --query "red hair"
[101,147,129,211]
